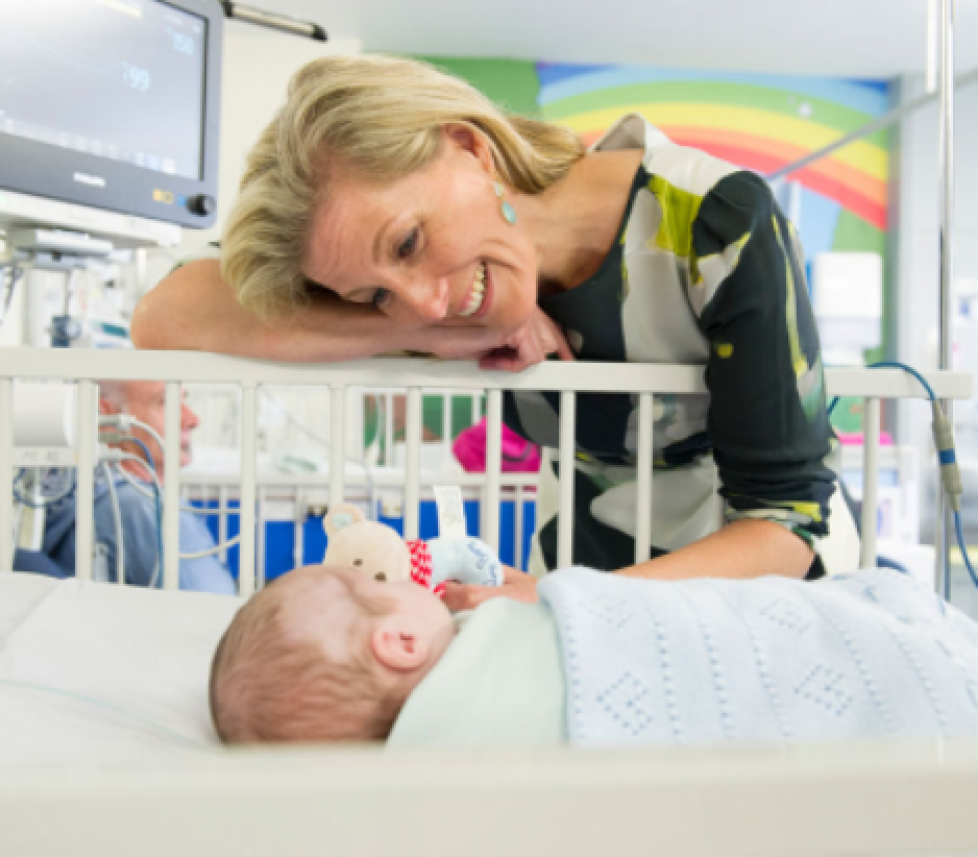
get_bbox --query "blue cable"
[828,360,975,586]
[955,512,978,589]
[123,436,164,589]
[827,359,937,417]
[867,360,937,401]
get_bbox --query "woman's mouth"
[458,261,490,319]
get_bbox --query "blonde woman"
[134,55,859,607]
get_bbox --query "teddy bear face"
[321,504,413,584]
[323,525,412,583]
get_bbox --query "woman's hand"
[478,307,575,372]
[419,307,574,372]
[441,565,539,612]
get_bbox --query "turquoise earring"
[494,180,517,225]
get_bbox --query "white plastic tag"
[433,485,467,539]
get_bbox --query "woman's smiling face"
[302,125,539,337]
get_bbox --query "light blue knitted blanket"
[537,568,978,746]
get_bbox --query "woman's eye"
[397,228,419,260]
[372,288,391,309]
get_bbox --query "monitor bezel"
[0,0,223,230]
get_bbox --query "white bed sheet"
[0,571,240,764]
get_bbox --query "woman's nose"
[402,277,450,323]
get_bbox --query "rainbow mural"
[535,65,891,256]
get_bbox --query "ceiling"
[262,0,978,79]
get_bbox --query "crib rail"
[1,347,972,595]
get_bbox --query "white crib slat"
[238,385,258,598]
[329,386,346,511]
[257,487,266,590]
[219,485,229,564]
[860,397,881,569]
[404,388,422,541]
[384,393,394,467]
[294,488,305,569]
[74,380,97,582]
[514,485,524,572]
[441,394,452,464]
[163,382,182,590]
[634,393,654,566]
[484,390,503,554]
[0,379,14,572]
[558,391,576,569]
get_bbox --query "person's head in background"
[98,381,199,482]
[210,565,455,743]
[221,54,585,337]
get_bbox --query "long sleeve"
[692,171,836,546]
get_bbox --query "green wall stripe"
[542,81,885,144]
[414,56,542,117]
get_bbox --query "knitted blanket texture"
[537,568,978,746]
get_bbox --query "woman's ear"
[442,122,493,175]
[370,620,429,672]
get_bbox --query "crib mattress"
[0,571,240,764]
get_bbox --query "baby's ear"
[370,621,427,672]
[322,503,365,538]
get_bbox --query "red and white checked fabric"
[406,540,445,596]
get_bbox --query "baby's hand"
[442,566,538,612]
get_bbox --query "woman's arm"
[617,519,813,581]
[131,260,421,361]
[442,520,812,612]
[132,259,572,367]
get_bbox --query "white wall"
[144,22,360,286]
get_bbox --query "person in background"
[42,380,237,594]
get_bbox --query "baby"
[211,564,978,748]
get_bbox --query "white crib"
[1,345,976,856]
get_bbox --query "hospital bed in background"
[1,345,976,857]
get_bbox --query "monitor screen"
[0,0,222,231]
[0,0,206,181]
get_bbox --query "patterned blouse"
[503,115,842,573]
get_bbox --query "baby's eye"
[374,572,387,582]
[353,559,363,567]
[397,228,419,261]
[371,288,391,310]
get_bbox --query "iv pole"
[768,2,959,594]
[936,0,955,597]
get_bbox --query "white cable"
[113,458,163,589]
[102,448,236,514]
[100,461,125,585]
[180,535,241,560]
[114,455,241,561]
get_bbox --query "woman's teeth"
[459,262,486,318]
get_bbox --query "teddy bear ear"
[322,503,365,537]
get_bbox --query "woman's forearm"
[131,260,419,361]
[617,519,814,582]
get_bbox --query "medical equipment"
[0,0,224,233]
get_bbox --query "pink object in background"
[837,432,893,446]
[452,418,541,473]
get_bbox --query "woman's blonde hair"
[222,54,585,318]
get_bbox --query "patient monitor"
[0,0,224,245]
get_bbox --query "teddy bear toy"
[321,503,504,594]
